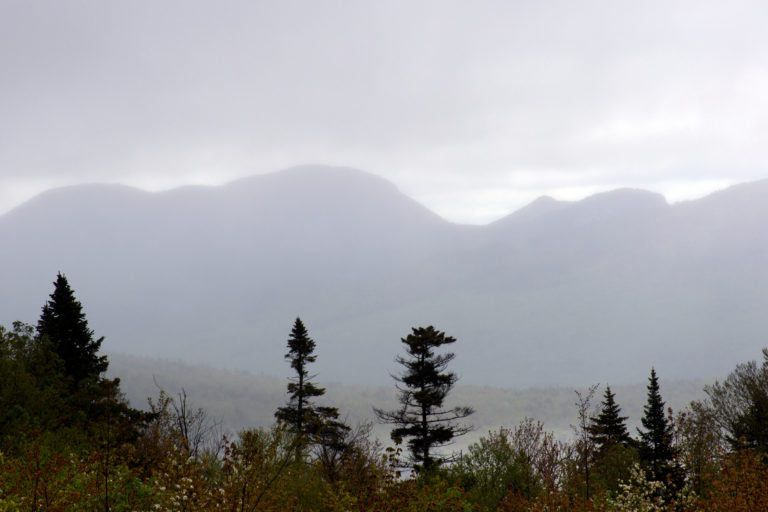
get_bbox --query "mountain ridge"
[6,167,764,231]
[1,165,766,387]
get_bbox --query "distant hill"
[1,165,767,387]
[107,353,707,443]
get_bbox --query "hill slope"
[1,166,767,386]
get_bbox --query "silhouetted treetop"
[37,272,108,388]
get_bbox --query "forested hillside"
[1,275,768,511]
[107,352,705,442]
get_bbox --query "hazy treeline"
[108,352,705,442]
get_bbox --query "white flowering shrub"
[607,464,666,512]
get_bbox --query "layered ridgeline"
[1,166,766,386]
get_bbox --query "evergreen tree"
[637,368,675,483]
[0,276,153,453]
[274,318,347,442]
[589,385,631,453]
[37,273,108,388]
[587,385,637,494]
[375,325,473,472]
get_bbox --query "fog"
[1,166,766,387]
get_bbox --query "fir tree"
[375,325,473,472]
[31,274,152,445]
[274,318,347,443]
[637,368,675,483]
[589,385,631,453]
[37,273,108,388]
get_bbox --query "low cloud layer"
[2,0,767,223]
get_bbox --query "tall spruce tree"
[588,385,637,494]
[637,368,675,483]
[589,385,631,453]
[375,325,473,472]
[275,318,347,442]
[33,274,152,444]
[37,273,108,388]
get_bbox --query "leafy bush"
[445,428,538,511]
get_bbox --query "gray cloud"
[1,0,767,222]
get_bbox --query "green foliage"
[0,354,766,510]
[0,431,153,511]
[445,428,538,511]
[591,443,639,495]
[221,425,307,509]
[702,347,768,453]
[0,500,19,512]
[0,322,69,446]
[403,478,474,512]
[0,275,151,459]
[9,274,768,510]
[375,326,474,472]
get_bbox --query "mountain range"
[1,165,766,387]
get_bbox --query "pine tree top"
[640,368,668,434]
[401,325,456,358]
[637,368,676,482]
[37,272,107,385]
[589,385,630,449]
[285,317,317,370]
[38,273,94,343]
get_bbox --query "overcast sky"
[2,1,767,224]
